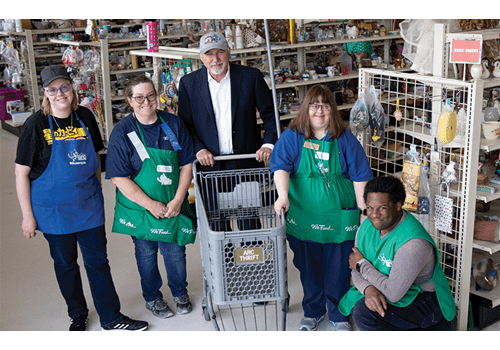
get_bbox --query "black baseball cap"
[40,65,71,87]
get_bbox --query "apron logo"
[157,173,172,186]
[378,253,393,267]
[311,224,333,231]
[344,224,359,232]
[182,228,195,235]
[67,149,87,164]
[286,217,297,225]
[119,218,136,228]
[151,228,171,235]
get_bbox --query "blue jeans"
[353,291,451,331]
[43,225,123,327]
[287,234,354,322]
[131,236,188,302]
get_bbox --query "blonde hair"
[41,81,79,116]
[288,84,344,139]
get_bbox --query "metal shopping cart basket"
[193,154,288,331]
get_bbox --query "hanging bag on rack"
[368,85,386,148]
[435,182,454,234]
[401,145,421,211]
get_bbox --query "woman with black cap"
[15,65,148,331]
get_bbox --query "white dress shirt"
[201,65,274,158]
[207,66,233,155]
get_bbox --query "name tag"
[157,165,172,173]
[304,141,320,151]
[315,151,330,161]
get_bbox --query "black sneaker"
[173,294,192,315]
[69,315,88,331]
[102,316,148,331]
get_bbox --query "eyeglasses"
[45,83,71,96]
[131,92,156,104]
[309,104,332,112]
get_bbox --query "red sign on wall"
[450,38,483,64]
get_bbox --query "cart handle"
[191,153,259,167]
[212,153,257,162]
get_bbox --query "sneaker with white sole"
[299,315,325,331]
[173,294,192,315]
[330,321,352,331]
[102,316,148,331]
[146,298,174,318]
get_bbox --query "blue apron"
[30,112,105,234]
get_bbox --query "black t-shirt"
[15,106,105,181]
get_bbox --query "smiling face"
[308,96,331,136]
[366,192,403,235]
[44,78,73,114]
[127,82,157,121]
[200,48,230,81]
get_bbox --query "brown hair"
[288,84,344,139]
[124,75,157,108]
[41,80,79,116]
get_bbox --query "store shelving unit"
[130,24,405,116]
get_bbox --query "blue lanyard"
[160,121,182,151]
[312,134,328,174]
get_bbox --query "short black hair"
[363,176,406,205]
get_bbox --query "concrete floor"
[1,126,498,343]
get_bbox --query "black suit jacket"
[177,63,277,171]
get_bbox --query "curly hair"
[363,176,406,205]
[288,84,344,139]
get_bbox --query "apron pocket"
[112,200,196,245]
[341,208,361,240]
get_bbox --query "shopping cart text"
[235,247,264,264]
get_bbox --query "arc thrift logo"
[67,149,87,165]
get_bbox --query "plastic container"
[0,87,24,120]
[338,52,352,76]
[146,22,159,52]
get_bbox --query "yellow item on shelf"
[438,110,457,144]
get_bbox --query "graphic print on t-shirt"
[43,125,88,145]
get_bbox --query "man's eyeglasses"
[45,83,71,96]
[309,104,332,112]
[131,93,157,104]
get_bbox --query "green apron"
[286,137,360,244]
[338,213,456,321]
[112,116,196,246]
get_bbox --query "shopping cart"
[193,154,288,331]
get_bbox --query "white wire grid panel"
[358,68,482,330]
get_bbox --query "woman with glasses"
[106,75,196,320]
[270,85,373,331]
[15,65,148,331]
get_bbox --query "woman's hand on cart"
[196,149,215,167]
[165,198,182,218]
[255,147,272,162]
[274,195,289,217]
